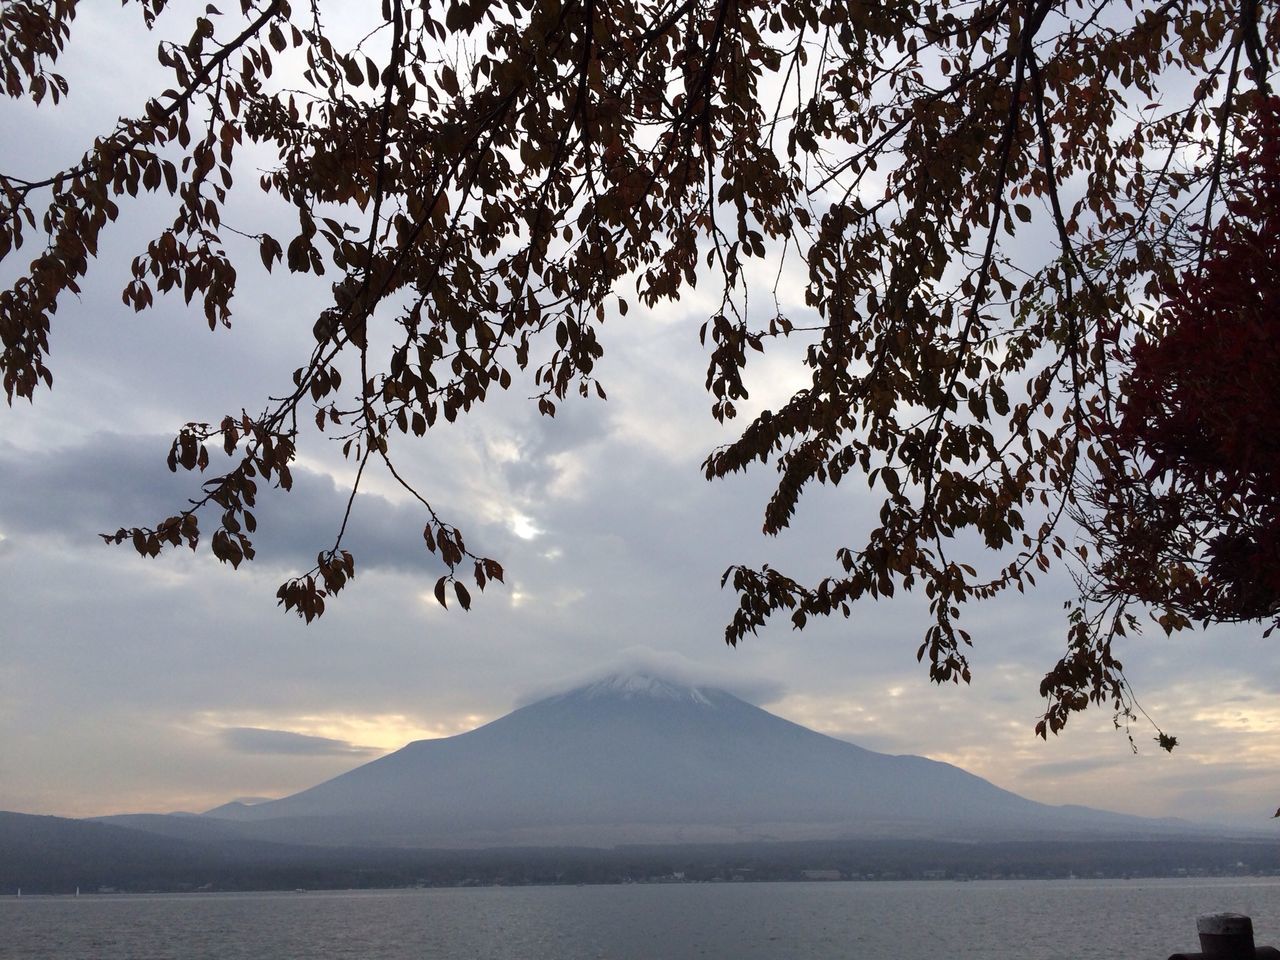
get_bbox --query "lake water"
[3,878,1279,959]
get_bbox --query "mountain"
[0,811,255,893]
[187,673,1199,848]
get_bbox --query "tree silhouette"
[1,0,1276,740]
[1071,96,1280,682]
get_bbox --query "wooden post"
[1198,915,1257,959]
[1168,914,1280,960]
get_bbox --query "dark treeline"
[3,813,1277,894]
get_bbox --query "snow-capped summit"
[565,672,714,705]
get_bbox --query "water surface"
[4,877,1278,959]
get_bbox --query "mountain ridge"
[175,672,1209,848]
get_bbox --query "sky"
[1,4,1278,830]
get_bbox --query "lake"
[3,878,1278,959]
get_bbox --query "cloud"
[1145,763,1279,789]
[218,727,380,757]
[0,433,448,576]
[1020,756,1126,779]
[514,645,788,707]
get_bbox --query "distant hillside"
[4,811,1277,894]
[0,811,487,893]
[0,811,226,892]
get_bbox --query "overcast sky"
[1,5,1278,830]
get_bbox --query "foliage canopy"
[2,0,1277,742]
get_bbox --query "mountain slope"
[0,811,247,892]
[196,674,1194,847]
